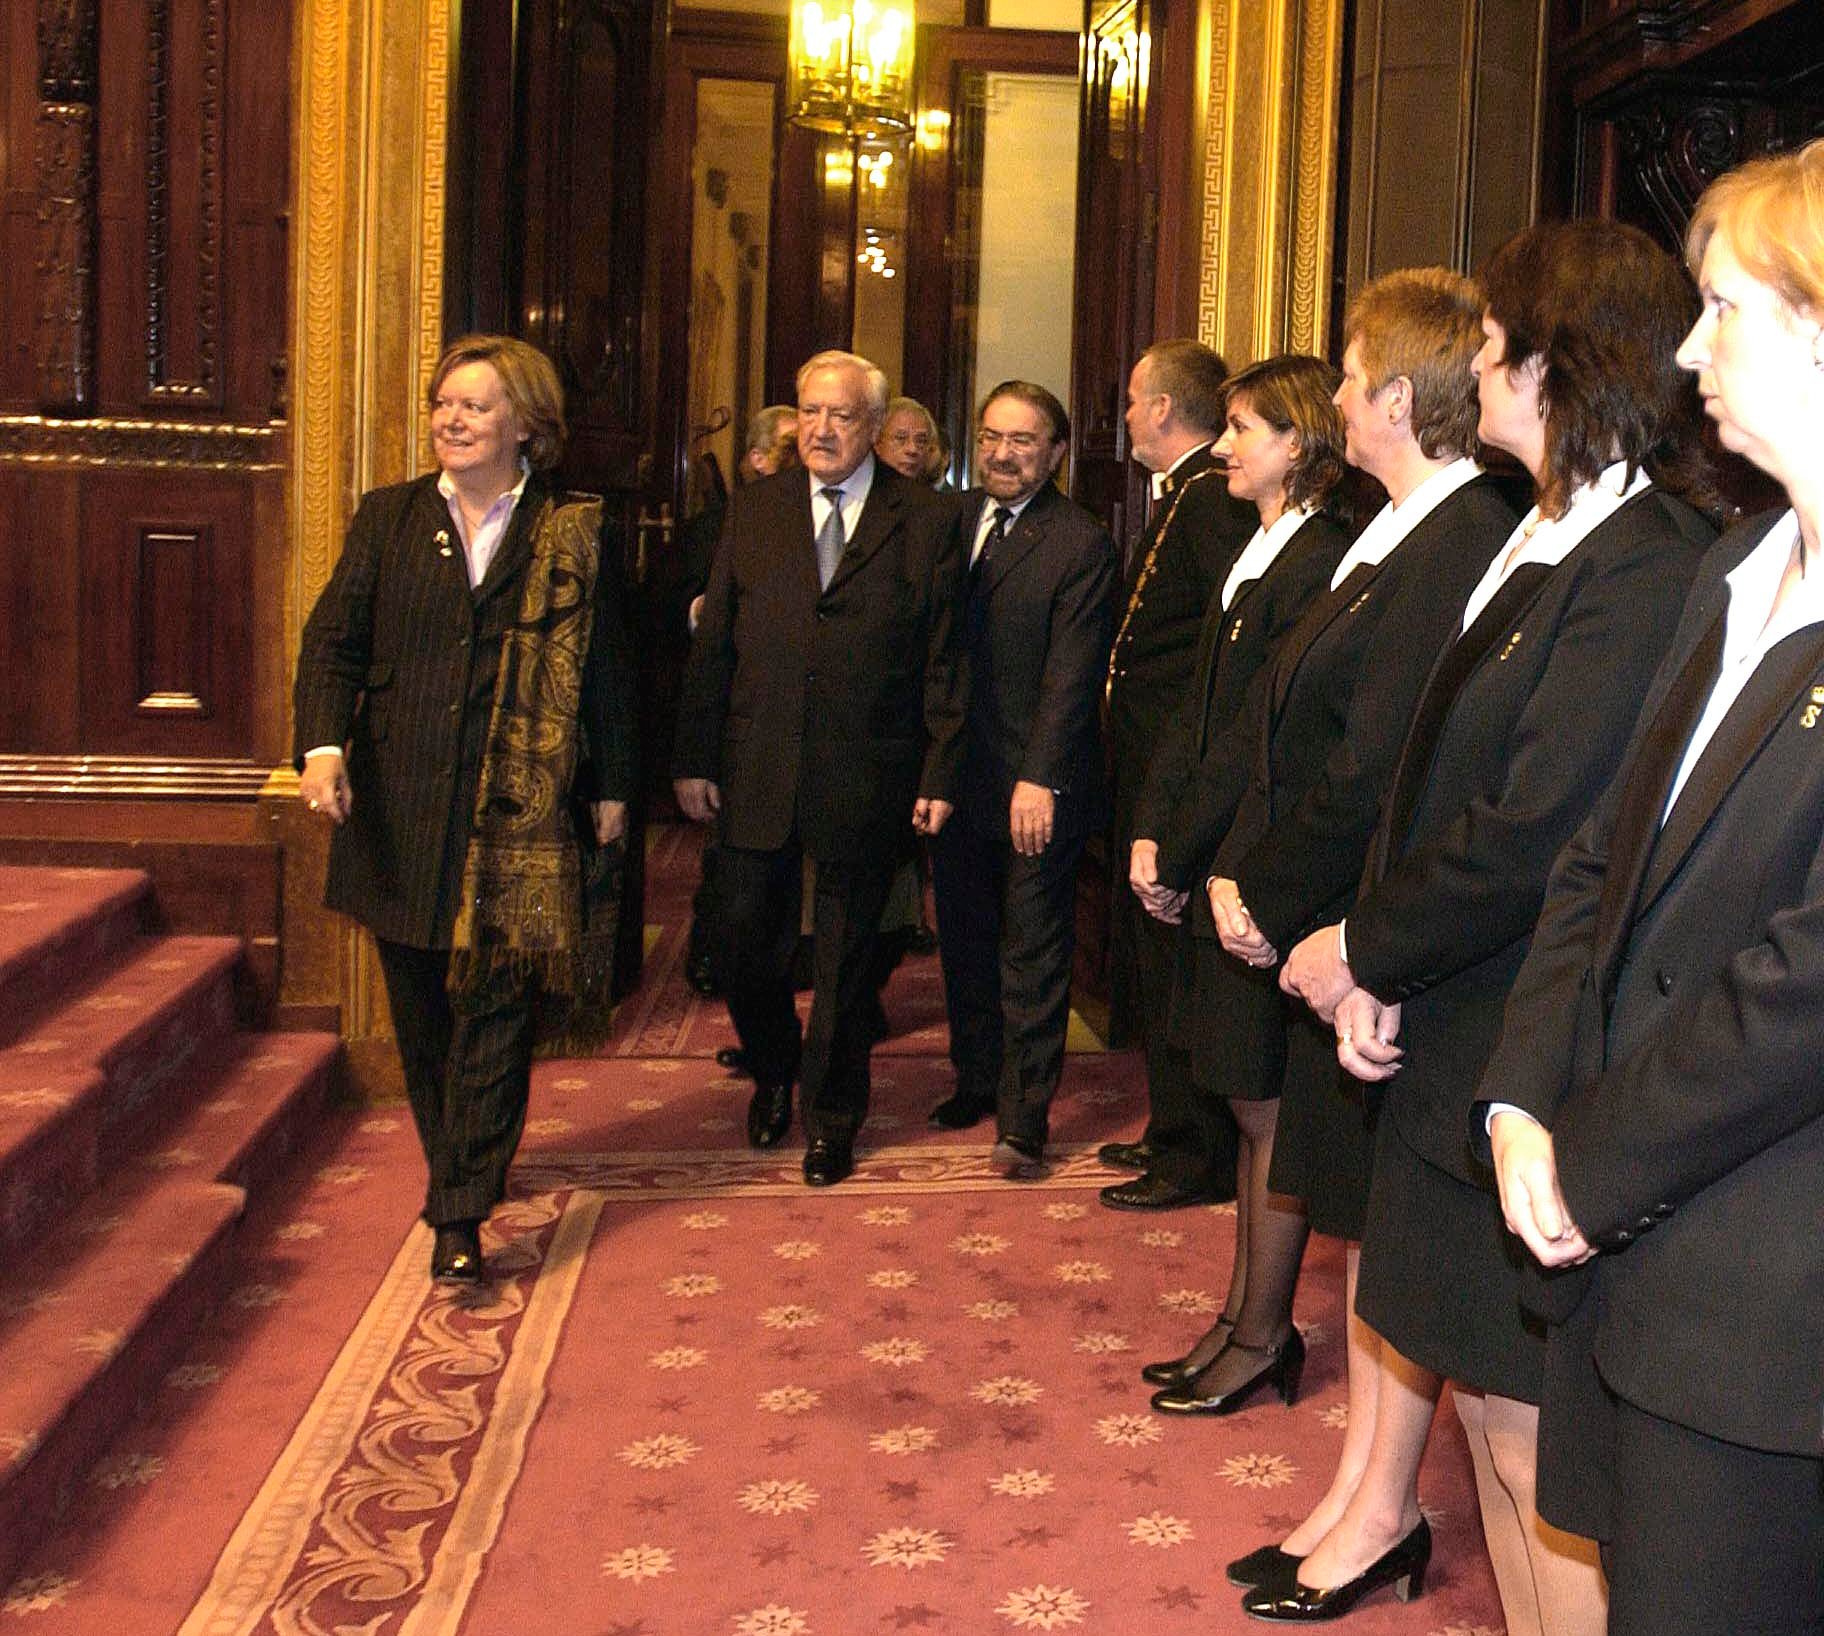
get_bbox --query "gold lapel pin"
[435,528,453,558]
[1802,685,1824,729]
[1498,630,1523,661]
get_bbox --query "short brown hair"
[1221,354,1347,513]
[1687,136,1824,319]
[981,380,1070,445]
[1483,218,1715,519]
[1343,268,1483,461]
[1140,339,1231,437]
[428,334,567,470]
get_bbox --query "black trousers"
[715,834,897,1143]
[374,940,535,1228]
[931,811,1085,1145]
[1134,911,1238,1193]
[1608,1393,1823,1636]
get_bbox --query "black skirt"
[1266,1020,1375,1238]
[1355,1112,1546,1403]
[1175,938,1288,1101]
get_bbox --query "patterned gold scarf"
[449,494,618,1050]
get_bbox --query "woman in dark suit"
[1248,221,1717,1627]
[1479,141,1824,1636]
[1144,282,1517,1425]
[294,334,633,1283]
[1120,358,1351,1216]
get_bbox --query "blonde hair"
[1686,137,1824,319]
[428,334,566,470]
[1343,267,1485,460]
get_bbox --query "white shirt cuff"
[303,746,344,761]
[1484,1101,1542,1135]
[1336,918,1348,966]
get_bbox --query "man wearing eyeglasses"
[927,381,1117,1177]
[674,350,966,1188]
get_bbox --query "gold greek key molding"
[0,414,281,469]
[1195,0,1342,363]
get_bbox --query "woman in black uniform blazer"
[1145,279,1516,1427]
[1249,222,1717,1629]
[1478,141,1824,1636]
[1121,356,1352,1215]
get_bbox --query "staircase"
[0,865,340,1590]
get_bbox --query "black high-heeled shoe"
[1151,1328,1305,1416]
[1139,1317,1235,1388]
[1227,1542,1303,1588]
[1240,1518,1431,1622]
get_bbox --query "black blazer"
[293,472,635,948]
[1201,475,1520,949]
[1106,444,1257,797]
[1135,512,1353,890]
[672,459,965,859]
[1476,508,1824,1485]
[953,483,1118,838]
[1345,488,1714,1182]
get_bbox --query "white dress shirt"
[1150,442,1213,502]
[1222,505,1313,612]
[438,460,531,589]
[1329,457,1483,591]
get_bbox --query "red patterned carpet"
[0,830,1505,1635]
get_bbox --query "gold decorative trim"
[1288,0,1342,353]
[1194,0,1231,348]
[0,755,274,800]
[0,415,281,469]
[415,0,451,462]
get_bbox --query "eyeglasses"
[976,429,1045,453]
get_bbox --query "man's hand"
[1010,781,1054,856]
[591,800,628,846]
[1490,1110,1594,1268]
[1209,876,1276,966]
[913,797,954,837]
[300,751,352,824]
[1129,841,1187,922]
[674,777,722,824]
[1333,986,1403,1082]
[1281,924,1355,1023]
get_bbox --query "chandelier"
[788,0,916,140]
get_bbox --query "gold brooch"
[1803,685,1824,729]
[435,528,453,558]
[1498,631,1523,661]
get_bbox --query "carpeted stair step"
[0,1171,243,1592]
[0,868,150,1051]
[0,934,243,1263]
[132,1030,342,1204]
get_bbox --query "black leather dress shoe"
[715,1045,751,1075]
[686,945,720,996]
[1151,1329,1306,1415]
[1100,1172,1217,1211]
[1240,1519,1430,1621]
[1097,1139,1154,1170]
[929,1090,995,1129]
[802,1137,854,1187]
[991,1133,1047,1178]
[431,1220,484,1282]
[1228,1542,1303,1589]
[746,1081,792,1149]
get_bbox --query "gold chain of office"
[1107,465,1227,699]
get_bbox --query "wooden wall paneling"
[0,469,81,753]
[223,0,292,417]
[35,0,100,411]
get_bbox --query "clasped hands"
[1129,840,1188,923]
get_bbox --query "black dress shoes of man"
[1151,1328,1306,1415]
[802,1136,855,1187]
[1097,1138,1154,1170]
[1239,1518,1430,1621]
[431,1219,484,1283]
[746,1081,792,1149]
[1100,1171,1217,1211]
[929,1089,996,1129]
[686,944,720,997]
[715,1045,751,1075]
[991,1132,1047,1179]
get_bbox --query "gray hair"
[796,350,890,419]
[744,403,798,456]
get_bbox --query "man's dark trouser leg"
[931,815,1007,1101]
[995,826,1087,1148]
[714,841,805,1088]
[800,846,898,1145]
[1137,912,1239,1195]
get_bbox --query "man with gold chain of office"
[1102,339,1256,1210]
